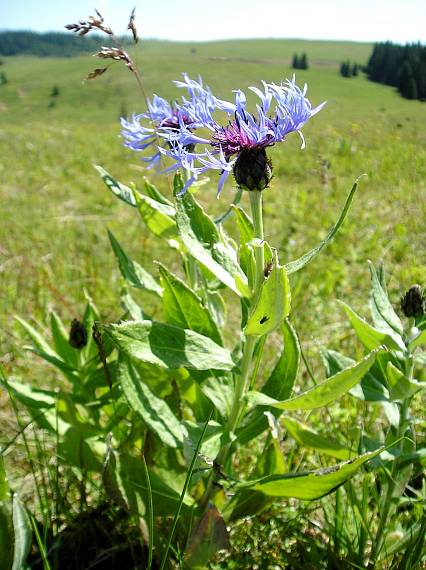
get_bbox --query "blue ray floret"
[123,74,325,193]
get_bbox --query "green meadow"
[0,38,425,568]
[1,39,424,358]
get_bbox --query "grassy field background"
[0,36,425,568]
[0,36,425,380]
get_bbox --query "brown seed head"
[86,67,108,80]
[65,10,113,37]
[128,7,138,43]
[95,47,136,73]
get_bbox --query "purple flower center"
[211,115,275,160]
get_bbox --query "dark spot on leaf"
[260,315,269,324]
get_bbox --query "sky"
[0,0,425,43]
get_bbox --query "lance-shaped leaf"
[321,348,389,401]
[249,348,383,411]
[134,192,178,240]
[245,251,291,336]
[101,320,235,371]
[232,205,254,244]
[285,177,361,274]
[12,495,32,570]
[282,417,356,460]
[368,261,403,335]
[108,230,162,297]
[237,448,383,499]
[0,503,13,570]
[174,174,249,297]
[0,457,8,501]
[118,356,185,448]
[386,362,426,401]
[49,311,79,368]
[340,301,406,352]
[158,263,222,345]
[143,178,174,207]
[95,165,137,207]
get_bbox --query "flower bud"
[233,148,272,191]
[400,285,425,318]
[69,319,88,349]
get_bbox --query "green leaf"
[238,449,382,499]
[25,347,79,383]
[108,230,162,297]
[0,503,13,570]
[282,417,356,460]
[201,376,234,419]
[237,320,300,445]
[118,356,185,448]
[386,362,426,401]
[409,328,426,350]
[251,348,383,411]
[205,290,226,330]
[340,301,406,352]
[135,191,178,240]
[50,311,78,368]
[174,174,249,297]
[104,451,194,517]
[232,205,254,244]
[368,261,403,335]
[59,428,106,472]
[0,457,8,501]
[4,380,56,410]
[120,290,150,321]
[321,348,390,402]
[245,251,291,336]
[15,316,55,356]
[11,495,31,570]
[158,263,222,345]
[143,178,173,207]
[101,320,235,371]
[262,320,301,400]
[285,177,361,274]
[95,165,137,206]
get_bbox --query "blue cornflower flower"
[159,76,325,194]
[121,74,217,168]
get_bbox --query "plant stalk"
[205,190,265,493]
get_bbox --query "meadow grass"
[0,38,425,569]
[1,39,424,361]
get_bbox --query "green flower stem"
[370,357,414,563]
[213,191,265,469]
[249,190,265,293]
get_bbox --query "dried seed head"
[86,67,108,80]
[69,319,88,349]
[65,10,113,36]
[95,47,136,73]
[233,148,272,191]
[128,7,138,43]
[400,285,425,318]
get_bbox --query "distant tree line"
[339,61,359,78]
[292,53,309,70]
[0,31,130,57]
[367,41,426,101]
